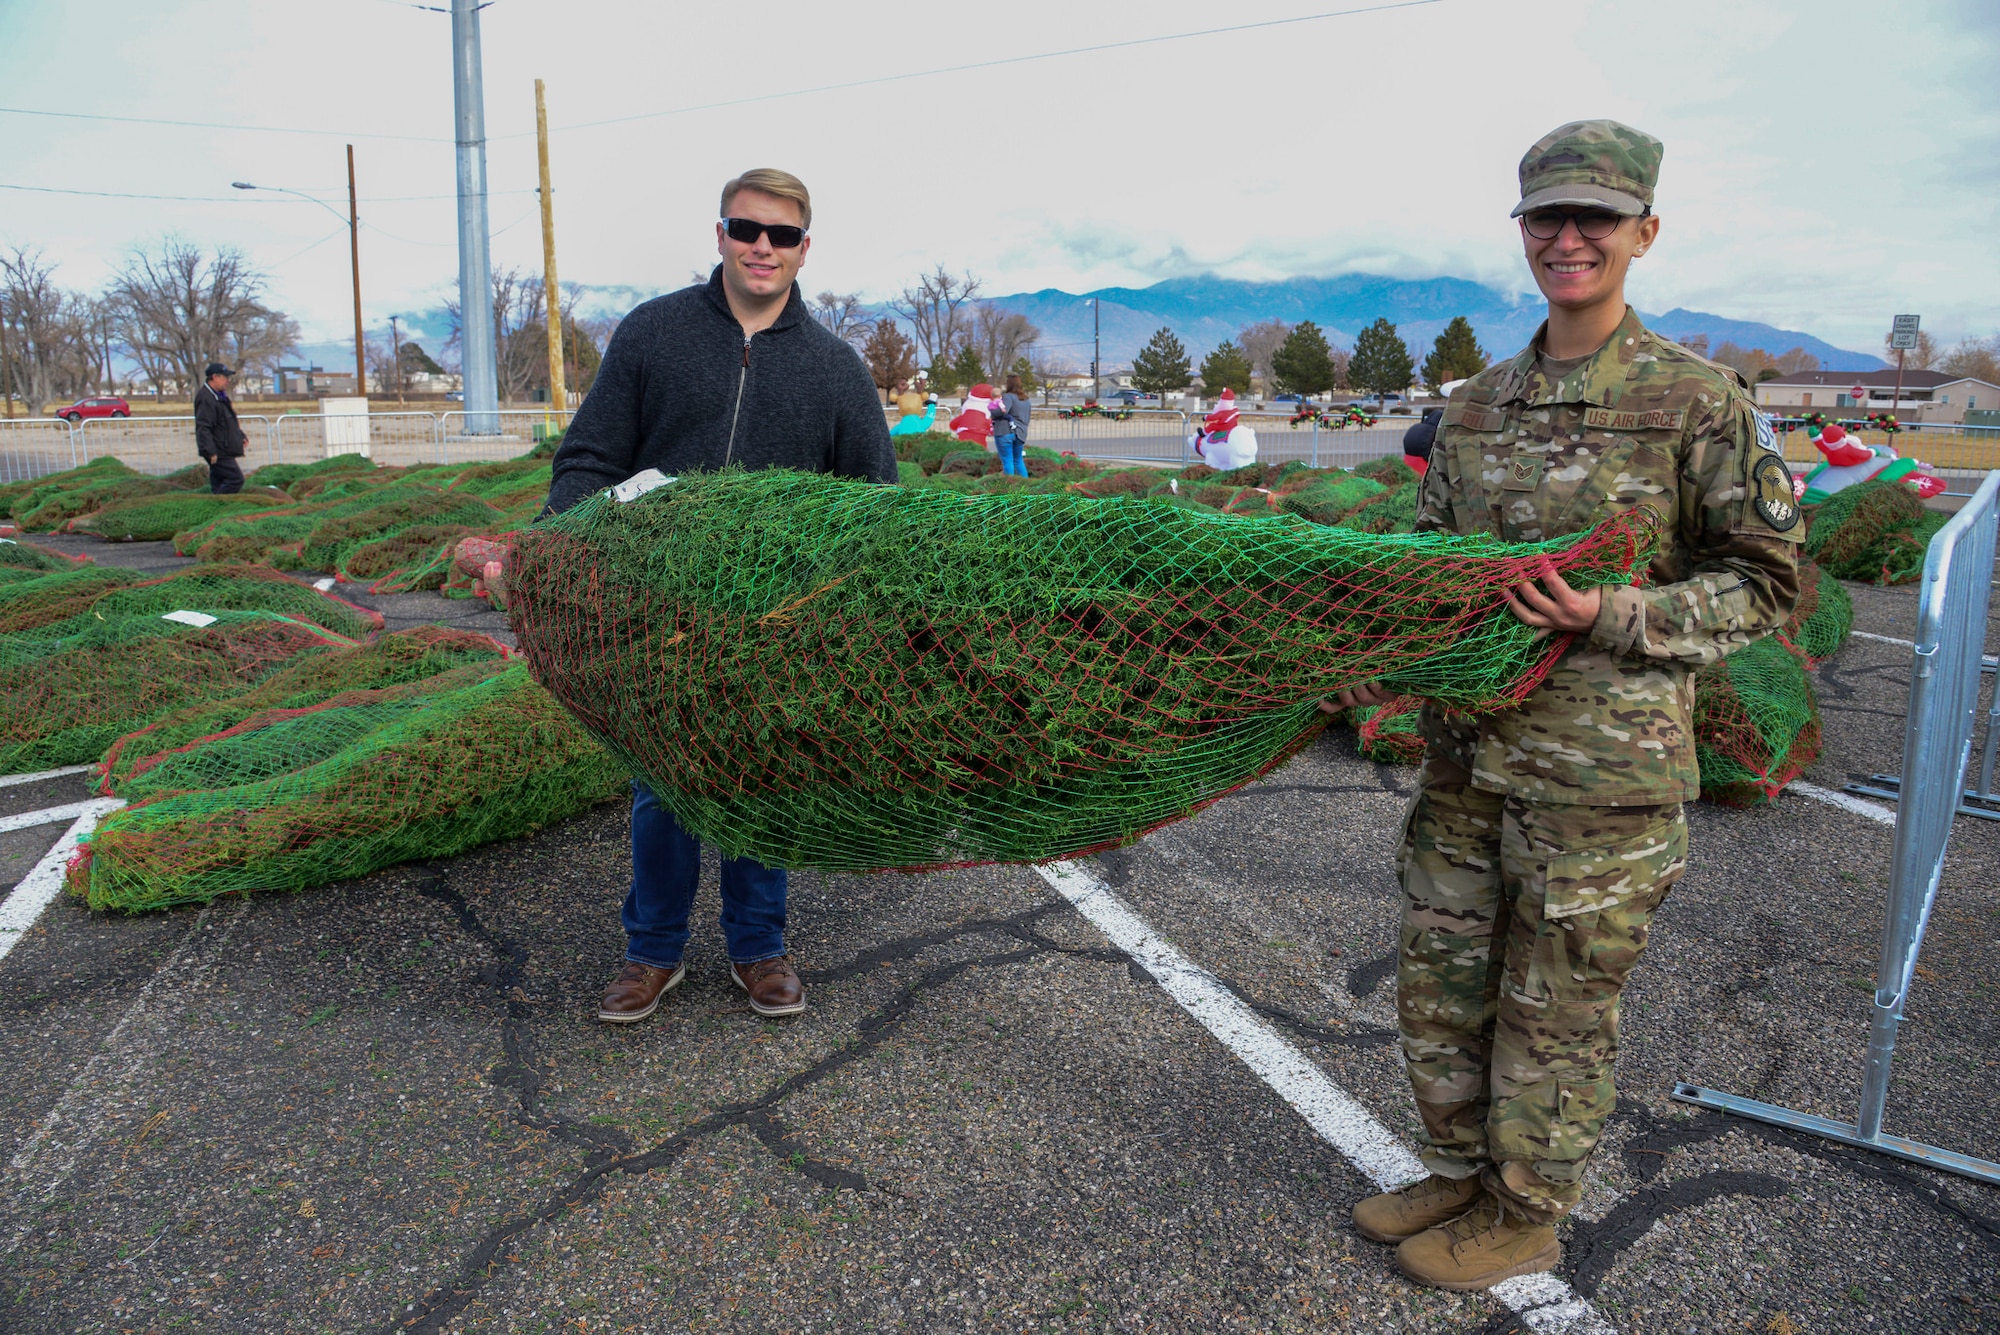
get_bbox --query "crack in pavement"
[386,887,1120,1334]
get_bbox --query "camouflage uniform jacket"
[1415,306,1803,805]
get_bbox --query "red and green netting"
[67,488,292,541]
[0,455,140,520]
[1349,695,1425,765]
[10,464,210,532]
[0,563,380,641]
[97,623,512,793]
[0,564,150,632]
[2,613,363,774]
[1776,558,1854,668]
[0,535,92,577]
[1804,478,1946,585]
[68,660,628,911]
[1694,635,1822,807]
[508,469,1659,871]
[244,452,375,492]
[175,481,435,560]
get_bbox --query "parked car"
[1272,393,1304,403]
[1109,389,1158,405]
[56,396,130,423]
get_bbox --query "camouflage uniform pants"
[1396,754,1687,1223]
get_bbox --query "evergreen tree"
[1420,316,1489,393]
[1129,327,1191,395]
[861,317,917,395]
[951,343,986,391]
[1270,320,1337,398]
[1348,318,1415,398]
[1008,355,1038,394]
[1197,340,1254,395]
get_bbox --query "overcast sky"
[3,0,1995,353]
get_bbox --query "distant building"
[1751,369,2000,417]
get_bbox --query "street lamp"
[1087,298,1100,403]
[234,142,367,399]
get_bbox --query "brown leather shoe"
[596,960,685,1024]
[731,955,805,1017]
[1353,1173,1487,1243]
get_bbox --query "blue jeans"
[624,782,788,968]
[996,433,1026,476]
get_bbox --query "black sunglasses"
[1520,206,1648,241]
[721,217,807,248]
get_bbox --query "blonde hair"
[720,169,812,230]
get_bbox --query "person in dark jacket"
[194,362,248,494]
[548,168,896,1027]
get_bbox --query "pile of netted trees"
[0,524,624,913]
[1,449,550,602]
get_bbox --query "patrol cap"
[1510,119,1663,218]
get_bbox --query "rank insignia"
[1502,455,1545,491]
[1752,455,1799,531]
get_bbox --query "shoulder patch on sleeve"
[1751,455,1800,532]
[1754,411,1780,455]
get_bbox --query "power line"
[0,105,450,143]
[0,181,536,205]
[530,1,1445,136]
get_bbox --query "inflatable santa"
[1191,388,1258,470]
[1798,422,1946,503]
[949,383,999,447]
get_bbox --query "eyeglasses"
[1520,208,1637,241]
[721,217,806,248]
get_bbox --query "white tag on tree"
[160,610,218,628]
[611,470,676,503]
[314,577,336,591]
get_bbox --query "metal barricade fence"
[0,419,81,485]
[1234,414,1413,470]
[1039,408,1189,465]
[77,414,279,477]
[273,412,443,468]
[440,409,571,466]
[1673,469,2000,1186]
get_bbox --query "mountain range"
[296,272,1882,376]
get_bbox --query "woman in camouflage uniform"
[1336,120,1803,1291]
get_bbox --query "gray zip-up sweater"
[545,268,895,514]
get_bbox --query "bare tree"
[1940,335,2000,385]
[810,291,870,346]
[860,317,917,399]
[110,238,273,396]
[1237,319,1292,394]
[1774,347,1820,376]
[886,266,981,369]
[1,246,72,411]
[972,304,1041,383]
[446,265,551,403]
[1029,352,1074,405]
[1882,327,1940,370]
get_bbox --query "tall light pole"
[452,0,499,433]
[1089,298,1100,403]
[232,170,365,396]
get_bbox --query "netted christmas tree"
[1804,478,1946,585]
[1350,695,1425,764]
[509,469,1658,871]
[69,661,628,911]
[1693,636,1823,806]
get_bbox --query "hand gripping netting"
[508,470,1657,871]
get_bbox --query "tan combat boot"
[1352,1173,1487,1243]
[1396,1196,1561,1291]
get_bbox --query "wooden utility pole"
[348,144,367,395]
[535,79,567,417]
[389,314,404,406]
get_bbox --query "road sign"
[1891,314,1921,351]
[1851,384,1869,402]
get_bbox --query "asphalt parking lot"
[0,538,1995,1334]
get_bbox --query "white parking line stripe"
[1789,781,1899,827]
[1851,631,1915,647]
[0,800,122,962]
[0,764,93,790]
[0,799,120,836]
[1035,859,1617,1335]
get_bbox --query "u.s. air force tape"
[1752,455,1799,531]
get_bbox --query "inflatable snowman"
[1192,388,1258,470]
[949,383,999,448]
[1798,422,1945,503]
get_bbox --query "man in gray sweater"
[545,168,895,1025]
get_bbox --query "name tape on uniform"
[1583,407,1685,431]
